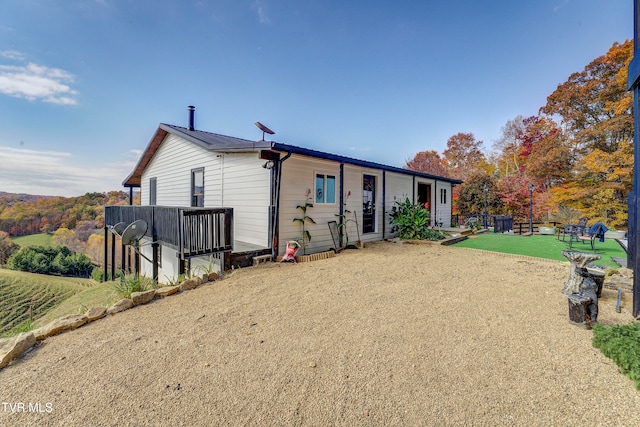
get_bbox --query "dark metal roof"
[271,142,463,184]
[123,123,462,187]
[160,124,273,151]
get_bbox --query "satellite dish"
[121,219,148,246]
[112,222,127,236]
[255,121,275,140]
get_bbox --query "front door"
[363,174,376,233]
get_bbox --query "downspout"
[382,171,386,239]
[271,151,292,260]
[339,163,344,247]
[434,179,438,227]
[412,176,416,203]
[103,226,108,282]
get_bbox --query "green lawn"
[452,232,626,269]
[12,233,53,247]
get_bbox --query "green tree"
[456,171,503,217]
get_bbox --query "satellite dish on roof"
[121,220,148,246]
[255,121,275,140]
[112,222,128,236]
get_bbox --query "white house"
[114,107,462,283]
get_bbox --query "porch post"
[103,226,108,282]
[339,163,344,247]
[629,0,640,317]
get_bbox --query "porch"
[104,205,234,280]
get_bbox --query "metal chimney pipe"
[187,105,195,131]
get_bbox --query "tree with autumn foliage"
[540,40,633,227]
[404,150,449,177]
[442,132,488,180]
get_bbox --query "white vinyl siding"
[140,133,271,248]
[220,152,271,247]
[384,172,414,238]
[278,155,341,255]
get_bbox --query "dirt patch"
[0,241,638,426]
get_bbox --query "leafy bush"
[6,245,93,277]
[113,274,156,299]
[91,267,102,282]
[389,198,447,241]
[592,322,640,389]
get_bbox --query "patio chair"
[561,217,588,242]
[574,222,608,251]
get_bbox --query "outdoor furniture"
[575,222,608,251]
[564,217,588,247]
[561,217,588,242]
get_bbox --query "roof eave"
[271,142,462,184]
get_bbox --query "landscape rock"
[0,332,36,369]
[34,314,87,340]
[201,274,209,284]
[208,272,219,282]
[86,307,107,322]
[179,278,198,292]
[155,285,179,298]
[131,290,155,305]
[106,298,134,315]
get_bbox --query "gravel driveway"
[1,241,638,426]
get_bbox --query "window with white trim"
[191,168,204,207]
[149,177,157,205]
[315,174,336,204]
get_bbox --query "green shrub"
[113,274,156,299]
[7,245,93,277]
[389,198,447,241]
[592,321,640,389]
[91,267,104,282]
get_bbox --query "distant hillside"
[0,191,137,237]
[0,268,97,337]
[0,191,57,206]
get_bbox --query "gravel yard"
[1,241,638,426]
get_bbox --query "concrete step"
[252,254,272,266]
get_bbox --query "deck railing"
[104,205,233,259]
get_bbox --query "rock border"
[0,272,220,371]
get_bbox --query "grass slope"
[452,233,626,268]
[0,269,97,337]
[12,233,53,248]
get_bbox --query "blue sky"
[0,0,633,197]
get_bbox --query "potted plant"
[604,228,626,240]
[538,224,556,235]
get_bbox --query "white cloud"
[253,0,270,24]
[1,50,25,60]
[0,146,135,197]
[0,62,79,105]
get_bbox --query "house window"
[440,188,447,204]
[191,168,204,207]
[315,174,336,204]
[149,177,157,205]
